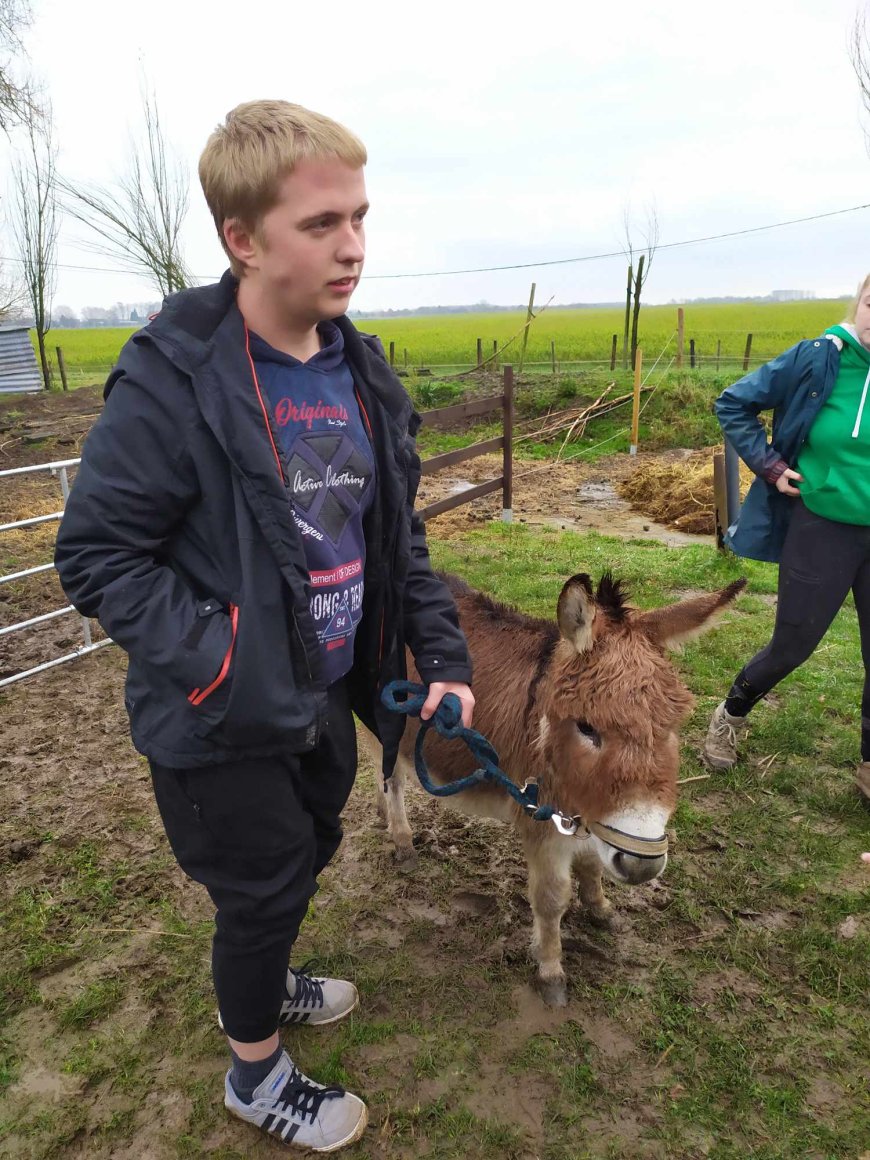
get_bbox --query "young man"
[54,101,474,1152]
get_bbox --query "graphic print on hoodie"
[797,323,870,526]
[250,323,376,684]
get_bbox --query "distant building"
[769,290,816,302]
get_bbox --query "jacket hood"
[825,323,870,362]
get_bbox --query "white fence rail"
[0,457,112,688]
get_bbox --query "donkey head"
[534,573,745,885]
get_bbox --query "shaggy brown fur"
[367,570,744,1005]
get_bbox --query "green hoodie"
[796,323,870,525]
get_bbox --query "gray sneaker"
[703,701,749,769]
[218,966,358,1034]
[281,965,359,1027]
[224,1049,367,1151]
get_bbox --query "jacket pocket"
[187,603,238,705]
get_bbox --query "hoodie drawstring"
[852,365,870,438]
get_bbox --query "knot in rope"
[380,680,556,821]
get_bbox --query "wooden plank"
[712,452,728,551]
[421,436,504,476]
[419,394,504,428]
[419,476,503,521]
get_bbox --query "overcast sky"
[2,0,870,313]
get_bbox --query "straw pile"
[618,448,753,535]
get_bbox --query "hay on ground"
[617,448,753,535]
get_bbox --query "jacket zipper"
[188,603,239,705]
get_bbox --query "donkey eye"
[576,721,601,747]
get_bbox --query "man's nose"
[336,223,365,264]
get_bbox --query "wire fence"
[0,458,112,687]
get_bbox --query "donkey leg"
[575,856,614,926]
[360,728,417,865]
[525,833,574,1007]
[381,755,417,867]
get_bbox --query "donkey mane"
[596,572,629,622]
[439,571,560,643]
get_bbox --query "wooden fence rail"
[417,366,514,522]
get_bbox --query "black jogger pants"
[150,679,358,1043]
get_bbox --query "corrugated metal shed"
[0,325,43,393]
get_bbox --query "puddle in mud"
[543,478,710,549]
[425,462,712,550]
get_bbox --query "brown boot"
[857,761,870,801]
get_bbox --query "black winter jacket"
[54,273,472,772]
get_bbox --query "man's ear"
[223,219,258,271]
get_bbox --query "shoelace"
[713,718,738,744]
[273,1063,344,1126]
[288,965,325,1009]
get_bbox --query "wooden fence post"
[713,451,728,551]
[676,307,684,369]
[610,333,618,371]
[550,340,556,375]
[689,338,696,369]
[502,365,514,522]
[630,347,643,456]
[55,346,69,392]
[404,348,408,368]
[476,337,483,369]
[716,339,721,371]
[742,333,753,372]
[493,339,499,371]
[389,341,395,368]
[519,282,536,373]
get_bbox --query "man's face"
[232,158,367,326]
[854,288,870,349]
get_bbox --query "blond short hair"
[846,274,870,323]
[199,101,367,277]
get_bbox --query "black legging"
[725,500,870,758]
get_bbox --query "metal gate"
[0,458,112,688]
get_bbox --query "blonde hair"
[199,100,367,277]
[846,274,870,322]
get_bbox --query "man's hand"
[420,682,475,729]
[775,468,803,496]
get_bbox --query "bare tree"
[12,97,59,389]
[0,0,38,133]
[621,203,660,372]
[851,10,870,145]
[0,268,22,319]
[59,86,192,297]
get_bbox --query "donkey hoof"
[393,845,418,870]
[587,904,622,931]
[535,976,568,1007]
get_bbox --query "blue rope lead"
[380,680,556,822]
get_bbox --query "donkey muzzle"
[611,850,667,884]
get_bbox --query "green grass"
[40,298,849,386]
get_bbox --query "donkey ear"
[557,573,597,654]
[637,579,746,650]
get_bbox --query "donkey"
[367,571,744,1005]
